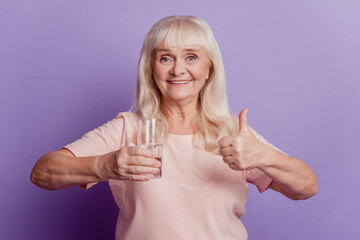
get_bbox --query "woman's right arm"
[30,147,161,191]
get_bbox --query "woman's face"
[152,45,211,105]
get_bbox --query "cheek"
[153,75,166,96]
[152,66,165,90]
[195,63,211,80]
[154,79,162,92]
[152,68,160,82]
[152,63,168,81]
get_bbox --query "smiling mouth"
[166,80,192,84]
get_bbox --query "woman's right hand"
[30,146,160,190]
[100,146,161,181]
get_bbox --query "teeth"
[169,81,190,84]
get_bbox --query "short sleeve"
[246,168,272,193]
[63,113,129,190]
[63,116,125,157]
[245,127,287,193]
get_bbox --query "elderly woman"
[31,15,317,239]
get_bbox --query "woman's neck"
[161,99,198,134]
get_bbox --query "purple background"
[1,0,359,239]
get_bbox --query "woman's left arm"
[256,144,318,200]
[219,108,318,200]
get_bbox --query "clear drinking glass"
[138,118,163,178]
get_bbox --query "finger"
[126,146,156,157]
[127,156,161,168]
[125,174,151,181]
[219,146,233,157]
[238,108,249,132]
[218,136,233,148]
[222,155,235,164]
[126,165,160,175]
[228,163,239,171]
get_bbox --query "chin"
[165,94,197,103]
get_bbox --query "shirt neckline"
[168,134,193,142]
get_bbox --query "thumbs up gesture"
[218,108,267,171]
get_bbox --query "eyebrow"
[156,47,201,53]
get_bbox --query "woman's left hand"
[218,108,267,171]
[219,108,318,199]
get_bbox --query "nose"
[170,60,186,76]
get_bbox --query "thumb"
[238,108,249,132]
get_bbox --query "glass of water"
[138,118,163,178]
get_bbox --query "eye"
[187,55,197,61]
[159,56,171,63]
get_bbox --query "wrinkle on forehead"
[155,46,202,54]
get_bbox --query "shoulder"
[114,111,138,125]
[115,111,138,120]
[90,111,138,138]
[115,111,139,145]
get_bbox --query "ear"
[206,63,214,80]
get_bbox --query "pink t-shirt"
[64,111,274,240]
